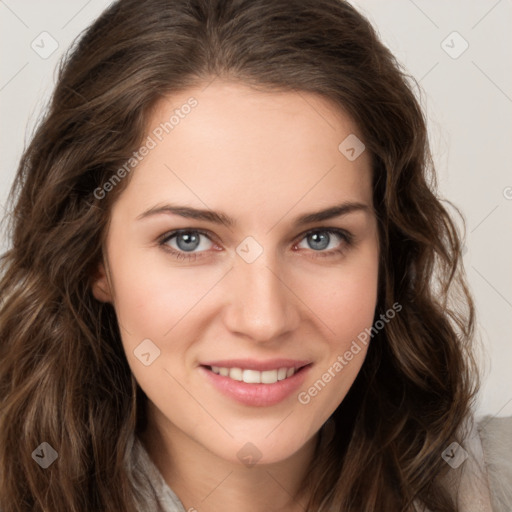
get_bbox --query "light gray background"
[1,1,511,418]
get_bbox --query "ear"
[91,262,113,303]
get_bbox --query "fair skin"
[92,80,380,512]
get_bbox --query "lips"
[199,359,313,407]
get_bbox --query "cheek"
[295,268,377,417]
[107,250,203,401]
[295,251,379,344]
[314,276,377,329]
[108,243,214,337]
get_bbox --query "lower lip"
[199,364,312,407]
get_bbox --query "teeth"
[260,370,277,384]
[209,366,298,383]
[243,369,261,384]
[229,367,243,381]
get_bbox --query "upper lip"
[200,358,312,371]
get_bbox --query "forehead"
[115,80,373,221]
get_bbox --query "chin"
[213,429,317,468]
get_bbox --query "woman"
[0,0,510,511]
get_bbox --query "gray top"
[129,414,512,512]
[129,435,186,512]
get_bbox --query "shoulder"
[476,415,512,511]
[427,413,512,512]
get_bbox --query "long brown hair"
[0,0,480,510]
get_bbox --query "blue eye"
[296,229,350,254]
[159,227,352,261]
[160,230,214,260]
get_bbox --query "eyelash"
[158,227,353,262]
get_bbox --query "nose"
[221,248,300,343]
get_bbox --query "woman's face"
[93,80,379,466]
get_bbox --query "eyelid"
[159,228,218,246]
[292,226,351,243]
[159,226,351,245]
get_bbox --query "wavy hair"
[0,0,480,510]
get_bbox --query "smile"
[199,362,312,407]
[208,366,297,384]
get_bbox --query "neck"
[139,408,319,512]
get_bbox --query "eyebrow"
[136,201,371,227]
